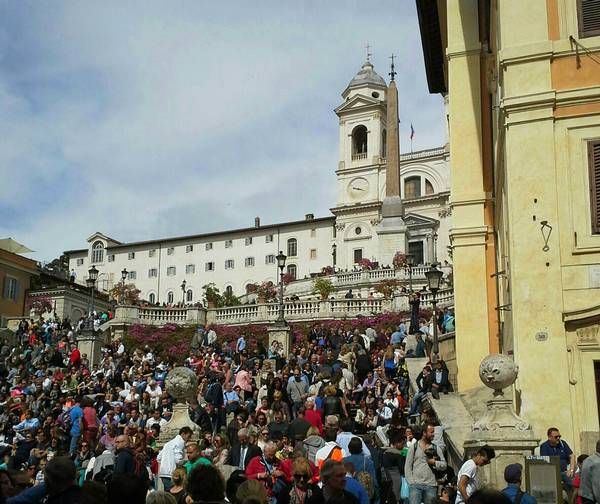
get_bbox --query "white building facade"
[65,61,451,303]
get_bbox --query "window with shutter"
[589,140,600,234]
[579,0,600,37]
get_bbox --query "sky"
[0,1,446,262]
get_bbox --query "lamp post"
[181,280,187,305]
[332,243,337,273]
[121,268,128,305]
[276,251,287,325]
[425,264,444,364]
[406,254,415,292]
[86,266,99,327]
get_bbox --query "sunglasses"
[293,474,311,481]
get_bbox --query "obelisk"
[377,55,408,260]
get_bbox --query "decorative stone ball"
[479,354,518,392]
[165,366,198,402]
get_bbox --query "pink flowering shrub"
[357,258,376,271]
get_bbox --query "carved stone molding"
[335,223,346,231]
[439,207,452,218]
[370,218,382,227]
[576,325,599,348]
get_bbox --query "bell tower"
[334,60,388,208]
[331,59,389,270]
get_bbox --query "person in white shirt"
[157,426,193,491]
[455,445,495,504]
[146,409,167,430]
[146,381,162,408]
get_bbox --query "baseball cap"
[504,463,522,483]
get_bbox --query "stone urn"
[472,354,530,432]
[478,353,518,396]
[157,367,199,446]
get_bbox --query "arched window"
[381,129,387,157]
[287,238,297,257]
[287,264,297,280]
[352,125,368,159]
[225,285,233,296]
[404,177,421,199]
[425,180,434,195]
[167,291,174,304]
[186,290,193,302]
[149,293,156,304]
[91,241,104,263]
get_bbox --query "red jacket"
[304,409,323,434]
[279,457,318,484]
[245,455,279,497]
[69,348,81,366]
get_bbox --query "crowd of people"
[0,315,596,504]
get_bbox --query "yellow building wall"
[443,0,600,451]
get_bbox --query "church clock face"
[348,177,369,199]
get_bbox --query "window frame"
[287,238,298,257]
[149,249,156,258]
[167,247,175,255]
[265,234,274,243]
[127,271,137,280]
[186,245,194,253]
[265,254,275,265]
[225,259,235,270]
[205,242,213,251]
[286,264,297,279]
[128,252,136,260]
[148,268,158,278]
[91,241,104,264]
[167,266,176,276]
[245,237,253,246]
[76,258,84,266]
[186,264,196,274]
[245,257,255,267]
[3,276,18,301]
[205,262,215,272]
[225,240,233,248]
[353,248,363,263]
[167,291,174,304]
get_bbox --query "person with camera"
[405,424,447,504]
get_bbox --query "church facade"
[65,61,450,304]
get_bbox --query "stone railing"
[102,288,453,330]
[284,265,444,299]
[138,307,189,323]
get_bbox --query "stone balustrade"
[102,287,453,330]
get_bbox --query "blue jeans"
[408,484,437,504]
[409,391,426,415]
[69,433,80,456]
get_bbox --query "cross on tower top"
[365,42,372,62]
[389,53,397,81]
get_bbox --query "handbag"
[400,476,410,500]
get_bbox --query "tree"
[202,283,222,307]
[357,258,376,271]
[375,279,400,298]
[257,281,277,302]
[313,278,335,300]
[392,252,408,269]
[41,254,70,279]
[222,290,241,307]
[26,296,53,318]
[282,273,295,285]
[109,283,141,305]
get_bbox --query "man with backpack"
[501,463,537,504]
[405,424,447,504]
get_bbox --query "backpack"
[356,458,375,500]
[57,408,73,434]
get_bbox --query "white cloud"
[0,1,446,261]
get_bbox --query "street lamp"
[406,254,415,293]
[86,265,99,325]
[332,243,337,272]
[425,264,444,363]
[121,268,128,305]
[181,280,187,304]
[276,251,287,325]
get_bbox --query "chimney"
[305,213,314,221]
[254,217,260,228]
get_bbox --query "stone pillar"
[464,354,539,488]
[267,325,292,357]
[186,307,207,325]
[77,330,105,367]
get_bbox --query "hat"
[504,463,522,483]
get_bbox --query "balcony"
[351,152,367,161]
